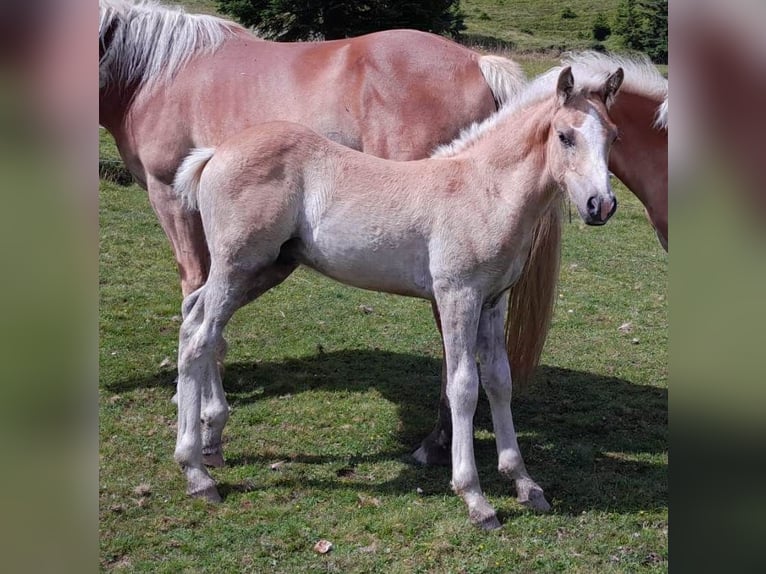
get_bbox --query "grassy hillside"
[461,0,622,52]
[169,0,628,54]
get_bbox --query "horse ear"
[602,67,624,108]
[557,67,575,105]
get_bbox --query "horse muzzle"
[584,194,617,226]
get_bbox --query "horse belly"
[296,233,432,299]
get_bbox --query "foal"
[173,67,622,529]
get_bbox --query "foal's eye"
[558,132,574,147]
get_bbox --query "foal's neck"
[469,100,559,217]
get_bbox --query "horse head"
[548,66,623,225]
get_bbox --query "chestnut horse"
[565,52,668,251]
[172,66,623,528]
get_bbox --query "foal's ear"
[601,67,624,108]
[557,67,575,105]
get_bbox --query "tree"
[592,12,611,42]
[217,0,465,41]
[614,0,667,63]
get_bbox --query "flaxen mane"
[563,51,668,129]
[99,0,243,91]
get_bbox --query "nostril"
[587,196,599,217]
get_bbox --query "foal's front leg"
[412,302,452,466]
[436,287,500,530]
[477,300,551,512]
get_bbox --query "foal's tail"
[478,54,527,106]
[505,198,563,387]
[174,147,216,211]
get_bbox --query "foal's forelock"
[98,0,241,92]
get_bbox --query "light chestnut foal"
[172,66,623,529]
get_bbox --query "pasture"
[99,132,667,573]
[100,4,667,570]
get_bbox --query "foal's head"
[548,66,623,225]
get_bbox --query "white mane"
[99,0,244,92]
[433,52,667,158]
[432,65,612,159]
[563,51,668,130]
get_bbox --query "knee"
[202,404,230,429]
[446,363,479,411]
[480,360,511,395]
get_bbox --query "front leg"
[477,299,550,512]
[435,285,500,530]
[412,302,452,466]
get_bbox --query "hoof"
[189,484,222,503]
[203,450,225,468]
[517,485,551,513]
[471,511,502,531]
[412,438,451,467]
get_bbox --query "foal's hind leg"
[170,289,229,468]
[196,257,298,470]
[477,299,551,513]
[175,257,297,502]
[175,282,236,502]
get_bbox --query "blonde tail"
[505,198,563,387]
[173,147,216,211]
[478,54,527,106]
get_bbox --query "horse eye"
[558,132,574,147]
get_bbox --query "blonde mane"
[433,52,667,159]
[99,0,244,92]
[431,65,612,159]
[563,51,668,130]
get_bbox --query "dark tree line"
[217,0,465,41]
[615,0,667,63]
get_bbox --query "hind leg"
[477,299,550,512]
[175,256,297,501]
[196,257,298,470]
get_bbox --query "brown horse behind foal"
[173,66,623,529]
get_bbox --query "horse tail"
[174,147,216,211]
[478,54,527,106]
[505,197,563,387]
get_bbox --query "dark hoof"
[189,484,222,503]
[412,436,451,467]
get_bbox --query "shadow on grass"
[110,350,667,515]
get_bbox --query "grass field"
[100,3,667,572]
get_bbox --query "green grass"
[460,0,624,53]
[100,9,667,571]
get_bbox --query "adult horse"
[566,52,668,251]
[172,66,623,529]
[415,52,668,466]
[98,0,524,297]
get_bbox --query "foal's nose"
[586,195,617,224]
